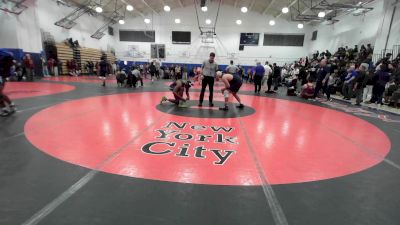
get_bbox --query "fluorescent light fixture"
[297,23,304,29]
[118,19,125,24]
[175,18,181,24]
[282,7,289,14]
[236,19,242,25]
[201,6,208,12]
[126,5,134,11]
[241,7,248,13]
[95,6,103,13]
[164,5,170,11]
[269,20,275,26]
[144,18,151,24]
[205,19,211,24]
[318,11,326,18]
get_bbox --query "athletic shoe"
[209,103,214,107]
[179,102,189,108]
[0,109,10,117]
[8,105,15,113]
[160,96,168,104]
[236,104,244,109]
[219,106,228,111]
[198,103,203,107]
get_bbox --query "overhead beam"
[133,8,146,18]
[276,0,299,18]
[262,0,277,15]
[141,0,159,14]
[234,0,239,8]
[248,0,256,11]
[177,0,184,8]
[119,0,147,18]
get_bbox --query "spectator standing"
[353,63,369,105]
[342,65,357,100]
[253,62,265,94]
[313,59,328,98]
[225,60,238,75]
[263,61,273,92]
[369,64,391,104]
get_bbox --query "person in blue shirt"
[254,62,265,94]
[188,67,195,79]
[313,59,328,98]
[342,65,357,100]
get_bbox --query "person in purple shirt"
[253,62,265,94]
[369,64,391,104]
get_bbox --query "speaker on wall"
[239,45,244,51]
[108,26,114,36]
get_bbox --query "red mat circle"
[24,92,391,185]
[4,82,75,99]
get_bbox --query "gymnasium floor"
[1,77,400,225]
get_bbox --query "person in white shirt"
[281,67,288,79]
[225,60,239,75]
[263,61,272,92]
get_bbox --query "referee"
[199,52,218,107]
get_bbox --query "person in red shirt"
[47,58,55,75]
[301,78,315,99]
[23,54,34,81]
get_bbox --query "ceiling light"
[201,6,207,12]
[241,7,248,13]
[318,11,326,18]
[118,19,125,25]
[282,7,289,14]
[164,5,170,11]
[297,23,304,29]
[144,18,151,24]
[126,5,134,11]
[205,19,211,24]
[236,19,242,25]
[175,18,181,24]
[95,6,103,13]
[269,20,275,26]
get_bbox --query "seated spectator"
[385,79,398,103]
[116,70,127,87]
[301,79,315,99]
[389,81,400,108]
